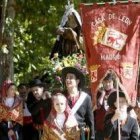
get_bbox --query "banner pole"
[116,79,121,140]
[82,0,140,5]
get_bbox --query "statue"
[50,0,83,59]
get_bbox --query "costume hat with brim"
[29,79,44,88]
[107,90,130,108]
[61,67,85,88]
[104,73,115,81]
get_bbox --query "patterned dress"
[0,96,23,140]
[41,112,80,140]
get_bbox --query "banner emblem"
[122,63,133,79]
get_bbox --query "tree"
[0,0,100,86]
[0,0,15,85]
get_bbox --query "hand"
[93,105,97,111]
[8,129,15,137]
[42,93,47,100]
[56,27,64,35]
[98,89,106,105]
[111,109,121,123]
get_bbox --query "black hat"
[107,91,130,108]
[61,67,85,88]
[29,79,44,88]
[103,73,114,81]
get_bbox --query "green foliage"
[14,0,66,84]
[39,52,89,91]
[12,0,101,85]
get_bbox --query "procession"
[0,0,140,140]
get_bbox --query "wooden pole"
[81,0,140,5]
[116,79,121,140]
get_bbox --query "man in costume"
[27,79,52,140]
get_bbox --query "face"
[67,13,78,28]
[31,86,44,100]
[18,86,28,99]
[103,79,114,91]
[7,85,16,97]
[53,95,66,113]
[65,73,79,89]
[114,97,128,112]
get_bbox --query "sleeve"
[85,95,95,140]
[96,91,102,107]
[12,122,22,134]
[130,118,139,140]
[104,113,116,138]
[0,121,8,134]
[26,93,48,116]
[27,99,44,115]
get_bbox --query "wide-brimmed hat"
[29,79,44,88]
[61,67,85,88]
[103,73,115,81]
[107,90,130,108]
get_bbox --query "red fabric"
[94,107,106,131]
[1,80,12,97]
[68,94,80,107]
[80,3,140,106]
[23,116,32,124]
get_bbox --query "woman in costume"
[0,80,23,140]
[41,91,80,140]
[94,73,116,140]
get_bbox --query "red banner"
[80,2,140,106]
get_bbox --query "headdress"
[62,67,85,88]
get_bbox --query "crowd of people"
[0,66,139,140]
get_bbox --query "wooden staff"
[81,0,140,5]
[116,79,121,140]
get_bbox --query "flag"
[80,2,140,106]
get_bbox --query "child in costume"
[41,91,80,140]
[104,91,139,140]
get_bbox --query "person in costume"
[18,83,33,140]
[41,90,80,140]
[26,79,52,140]
[94,72,116,140]
[61,67,95,140]
[50,0,83,59]
[104,90,139,140]
[0,80,23,140]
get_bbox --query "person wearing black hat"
[26,79,52,140]
[94,72,116,140]
[104,91,139,140]
[62,67,95,140]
